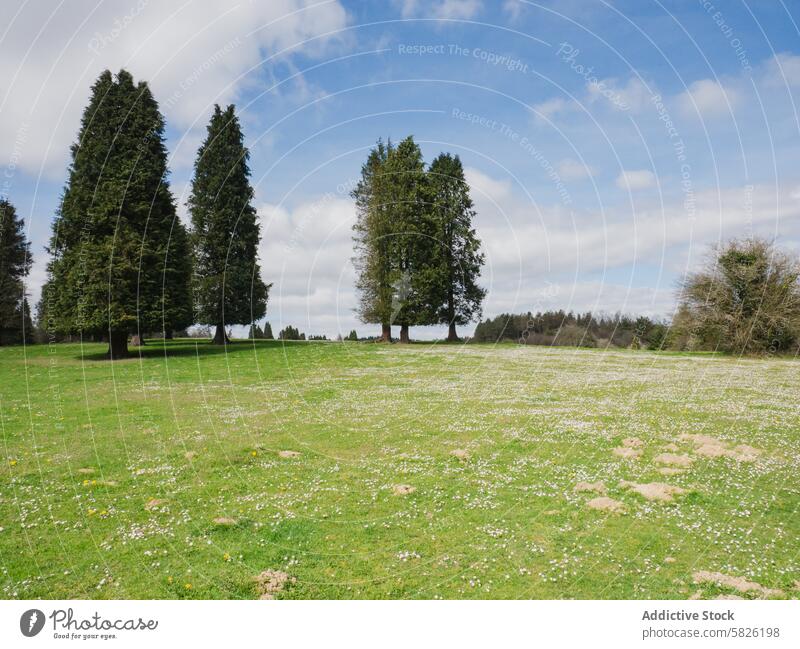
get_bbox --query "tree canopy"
[189,104,270,344]
[42,69,192,358]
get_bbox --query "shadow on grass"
[77,338,313,361]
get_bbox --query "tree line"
[472,238,800,355]
[2,71,798,357]
[351,137,486,342]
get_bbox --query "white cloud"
[258,196,359,336]
[615,170,656,190]
[502,0,523,21]
[678,79,737,117]
[0,0,349,177]
[764,53,800,87]
[557,159,595,181]
[587,77,651,112]
[396,0,482,20]
[532,97,571,122]
[464,166,513,201]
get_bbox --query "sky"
[2,0,799,339]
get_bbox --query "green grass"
[1,339,798,599]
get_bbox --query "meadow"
[0,339,798,599]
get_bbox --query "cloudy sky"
[2,0,799,339]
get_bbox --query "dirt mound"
[574,481,607,494]
[613,446,642,459]
[654,453,693,467]
[278,450,301,458]
[254,570,295,600]
[679,434,761,462]
[450,449,470,461]
[620,481,685,502]
[144,498,166,510]
[213,517,237,526]
[393,484,416,496]
[622,437,643,448]
[586,496,626,513]
[692,571,783,597]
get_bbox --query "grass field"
[1,339,798,599]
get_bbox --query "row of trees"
[472,311,668,349]
[352,137,486,342]
[36,69,268,358]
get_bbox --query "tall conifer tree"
[383,136,434,343]
[189,105,269,344]
[427,153,485,341]
[0,199,32,345]
[351,139,394,341]
[43,70,192,358]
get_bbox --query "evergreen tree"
[263,321,274,340]
[278,325,301,340]
[383,136,435,343]
[189,104,270,345]
[0,199,32,345]
[42,70,191,358]
[427,153,486,341]
[351,139,394,341]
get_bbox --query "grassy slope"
[0,339,798,599]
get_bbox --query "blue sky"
[2,0,800,338]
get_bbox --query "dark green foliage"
[0,199,32,345]
[680,238,800,353]
[248,324,264,339]
[189,104,270,344]
[352,139,485,342]
[278,325,302,340]
[352,139,394,338]
[382,136,435,338]
[263,321,274,340]
[347,329,358,341]
[42,70,192,358]
[427,153,485,340]
[472,311,659,348]
[308,334,328,340]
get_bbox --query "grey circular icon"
[20,609,45,637]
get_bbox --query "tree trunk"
[107,331,129,359]
[447,322,459,342]
[130,334,144,346]
[399,324,409,344]
[446,287,458,342]
[381,323,392,343]
[212,324,228,345]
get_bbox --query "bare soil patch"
[692,571,783,597]
[574,481,607,494]
[393,484,416,496]
[654,453,693,467]
[620,481,685,502]
[679,434,761,462]
[254,570,295,600]
[586,496,626,513]
[213,517,237,526]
